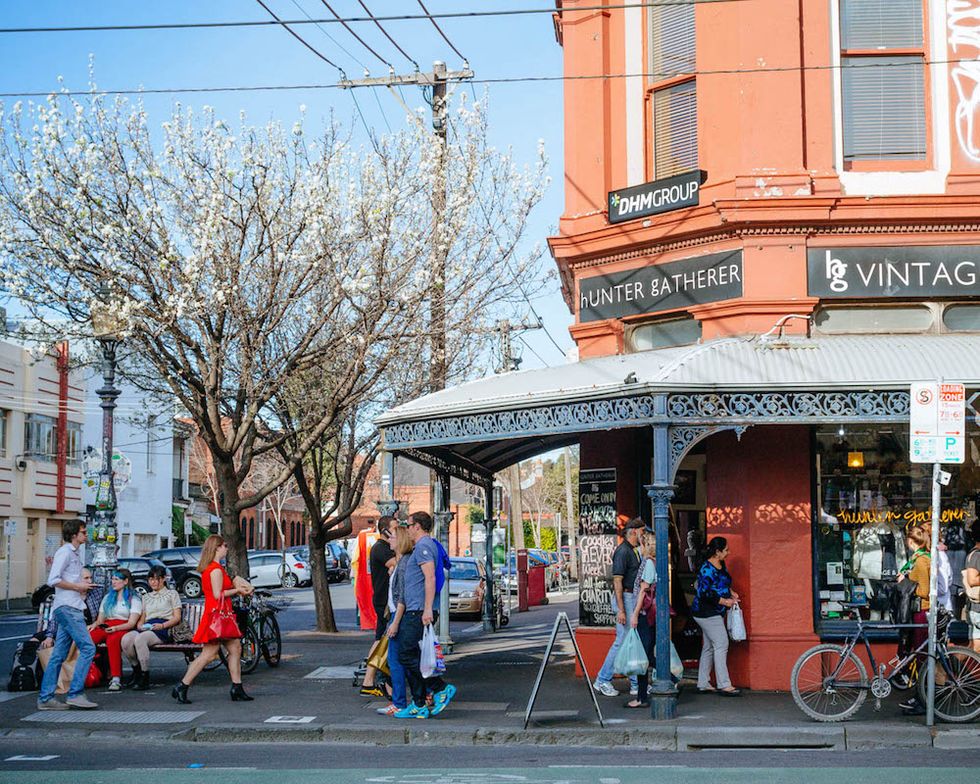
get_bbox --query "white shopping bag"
[419,624,439,678]
[727,602,747,642]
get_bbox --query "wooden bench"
[37,597,211,664]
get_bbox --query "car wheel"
[281,572,298,589]
[134,583,149,597]
[182,575,202,598]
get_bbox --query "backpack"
[6,639,40,692]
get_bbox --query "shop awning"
[377,334,980,482]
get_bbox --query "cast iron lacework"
[384,391,911,451]
[397,447,493,485]
[667,391,910,421]
[669,425,749,479]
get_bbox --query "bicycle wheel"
[791,643,868,722]
[918,646,980,723]
[260,614,282,667]
[239,627,261,674]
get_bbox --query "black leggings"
[635,614,656,701]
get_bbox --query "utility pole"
[563,446,578,580]
[343,61,473,652]
[497,319,543,373]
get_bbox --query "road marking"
[0,691,32,703]
[265,715,316,724]
[24,710,204,724]
[5,755,60,762]
[0,634,31,642]
[304,665,355,680]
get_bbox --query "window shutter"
[650,4,695,77]
[654,81,698,178]
[842,56,926,160]
[841,0,922,49]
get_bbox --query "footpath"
[0,593,978,751]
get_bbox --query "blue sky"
[0,0,574,370]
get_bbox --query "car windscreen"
[450,562,481,581]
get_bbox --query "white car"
[248,551,310,588]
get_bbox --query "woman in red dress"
[172,535,254,703]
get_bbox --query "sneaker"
[36,698,68,711]
[359,685,385,698]
[393,704,429,719]
[430,684,457,716]
[629,686,638,696]
[376,704,400,716]
[65,695,98,710]
[108,677,122,692]
[592,679,619,697]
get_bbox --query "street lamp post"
[90,292,123,588]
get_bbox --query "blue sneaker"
[430,684,457,716]
[393,704,429,719]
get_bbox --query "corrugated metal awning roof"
[377,334,980,426]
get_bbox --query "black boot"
[133,670,150,691]
[123,663,142,689]
[230,682,254,702]
[172,682,192,704]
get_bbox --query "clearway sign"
[910,382,965,464]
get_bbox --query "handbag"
[613,628,650,676]
[208,599,241,640]
[367,635,391,677]
[726,602,747,642]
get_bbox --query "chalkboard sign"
[579,468,617,536]
[578,467,618,628]
[578,535,617,627]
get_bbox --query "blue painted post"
[483,481,496,632]
[433,470,455,652]
[646,418,677,720]
[375,451,400,519]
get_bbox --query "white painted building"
[80,372,176,558]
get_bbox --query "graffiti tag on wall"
[950,0,980,161]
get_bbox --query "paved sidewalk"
[1,593,977,750]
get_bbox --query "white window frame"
[832,0,950,195]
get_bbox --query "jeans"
[597,591,638,686]
[634,613,656,701]
[387,633,407,709]
[39,606,97,701]
[396,610,447,708]
[693,614,732,690]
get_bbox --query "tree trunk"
[309,528,337,632]
[215,459,248,579]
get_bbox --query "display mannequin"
[852,519,908,581]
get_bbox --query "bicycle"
[790,603,980,723]
[222,590,283,674]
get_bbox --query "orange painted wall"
[705,427,818,691]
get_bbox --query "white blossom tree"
[0,87,549,582]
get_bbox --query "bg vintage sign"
[808,246,980,298]
[579,249,743,322]
[608,170,703,224]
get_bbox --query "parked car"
[248,551,310,588]
[496,550,553,593]
[140,546,203,598]
[116,557,176,596]
[287,543,351,583]
[448,557,486,619]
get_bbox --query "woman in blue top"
[627,531,658,708]
[691,537,740,695]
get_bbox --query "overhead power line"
[284,0,368,71]
[0,57,962,99]
[0,2,752,34]
[415,0,467,63]
[319,0,393,70]
[357,0,419,71]
[254,0,344,74]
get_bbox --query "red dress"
[193,562,233,644]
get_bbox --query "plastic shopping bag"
[419,624,439,679]
[727,602,747,642]
[669,641,684,679]
[613,628,649,676]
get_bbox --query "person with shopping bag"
[377,525,415,717]
[691,536,741,696]
[392,512,456,719]
[172,535,254,704]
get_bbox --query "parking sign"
[910,382,965,464]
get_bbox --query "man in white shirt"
[37,519,99,710]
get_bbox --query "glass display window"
[813,416,980,629]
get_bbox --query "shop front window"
[814,417,979,629]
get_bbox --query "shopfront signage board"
[808,246,980,298]
[608,170,703,224]
[579,249,743,323]
[910,382,965,464]
[578,468,618,627]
